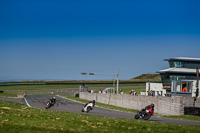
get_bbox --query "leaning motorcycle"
[82,103,94,113]
[24,92,27,97]
[45,101,51,109]
[135,108,154,120]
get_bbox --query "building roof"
[157,67,199,74]
[164,57,200,62]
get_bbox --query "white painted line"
[23,97,31,107]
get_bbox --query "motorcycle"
[135,107,154,120]
[45,101,51,109]
[82,102,94,113]
[50,100,55,106]
[50,97,56,106]
[24,92,27,97]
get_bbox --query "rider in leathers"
[141,103,154,117]
[85,100,95,109]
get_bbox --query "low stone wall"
[183,97,195,107]
[79,92,192,115]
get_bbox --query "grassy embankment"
[1,100,200,133]
[129,74,162,82]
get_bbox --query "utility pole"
[116,68,120,94]
[113,74,116,89]
[196,67,199,99]
[148,80,150,96]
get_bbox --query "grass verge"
[0,92,18,97]
[0,83,145,91]
[0,85,80,91]
[159,114,200,122]
[1,100,200,133]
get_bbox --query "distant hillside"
[129,74,162,82]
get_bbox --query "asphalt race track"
[1,95,200,126]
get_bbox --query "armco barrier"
[79,92,195,115]
[184,107,200,116]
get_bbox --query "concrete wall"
[183,97,195,107]
[79,92,193,115]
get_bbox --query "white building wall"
[191,80,200,97]
[145,82,166,96]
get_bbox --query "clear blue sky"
[0,0,200,81]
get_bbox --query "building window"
[170,75,186,81]
[169,61,175,67]
[172,81,192,93]
[169,61,187,68]
[174,61,182,68]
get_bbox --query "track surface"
[1,95,200,126]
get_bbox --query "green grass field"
[1,100,200,133]
[0,83,145,91]
[0,84,146,97]
[0,85,80,91]
[0,92,18,97]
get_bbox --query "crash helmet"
[92,100,95,103]
[151,103,154,108]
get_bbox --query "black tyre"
[86,106,91,113]
[135,114,140,119]
[143,114,151,120]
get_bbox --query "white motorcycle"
[82,102,94,113]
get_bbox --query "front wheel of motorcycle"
[86,106,91,113]
[143,114,151,120]
[134,114,140,119]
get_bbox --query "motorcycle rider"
[141,103,154,117]
[24,92,27,97]
[85,100,95,109]
[53,97,56,103]
[90,100,95,108]
[50,97,56,105]
[145,103,154,110]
